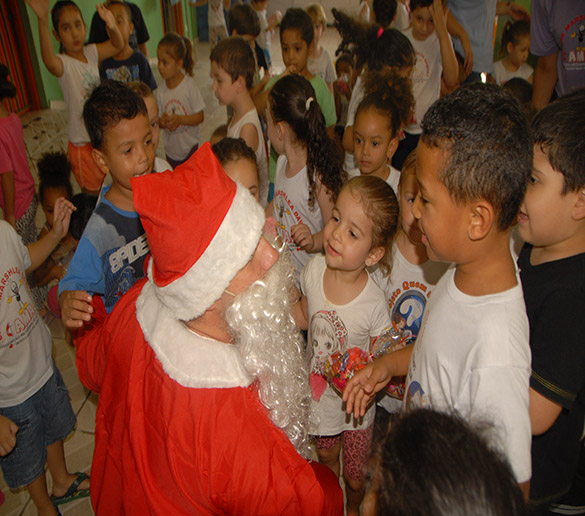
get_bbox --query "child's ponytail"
[182,36,195,76]
[269,75,345,208]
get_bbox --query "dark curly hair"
[420,82,532,230]
[269,74,345,208]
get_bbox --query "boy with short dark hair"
[210,37,268,204]
[516,88,585,512]
[58,80,154,328]
[99,1,157,91]
[344,83,533,492]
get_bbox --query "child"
[59,80,154,329]
[0,198,84,516]
[516,89,585,511]
[332,8,416,172]
[306,4,337,95]
[492,20,532,86]
[294,175,397,516]
[343,83,534,491]
[371,149,449,415]
[394,0,458,170]
[99,1,157,91]
[350,72,414,192]
[26,0,123,195]
[32,153,76,309]
[189,0,231,52]
[156,32,205,169]
[210,37,268,204]
[212,136,260,202]
[266,75,344,281]
[127,81,172,172]
[333,53,354,135]
[250,0,281,71]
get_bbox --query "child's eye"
[407,196,415,204]
[349,230,358,239]
[331,215,339,223]
[151,120,158,128]
[372,141,379,147]
[124,147,132,155]
[529,175,539,185]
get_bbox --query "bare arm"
[1,171,16,228]
[292,294,308,330]
[342,125,353,152]
[238,123,259,154]
[532,53,558,111]
[446,10,473,75]
[496,2,530,20]
[26,0,64,77]
[529,387,563,435]
[431,0,458,91]
[95,3,124,63]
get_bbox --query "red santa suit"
[74,144,343,515]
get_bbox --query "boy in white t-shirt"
[211,37,269,205]
[344,83,534,494]
[393,0,458,170]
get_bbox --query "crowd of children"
[1,1,585,515]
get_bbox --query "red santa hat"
[131,143,265,321]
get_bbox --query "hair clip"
[305,96,314,111]
[377,27,384,39]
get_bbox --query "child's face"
[517,145,579,250]
[412,142,469,262]
[336,61,353,82]
[323,188,380,272]
[398,170,423,245]
[143,95,160,149]
[54,5,86,55]
[353,107,398,179]
[313,22,324,43]
[94,113,154,193]
[507,35,530,68]
[108,3,134,48]
[281,28,310,75]
[157,46,182,81]
[222,157,260,202]
[42,186,70,229]
[410,6,435,41]
[211,61,239,107]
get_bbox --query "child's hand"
[51,264,67,281]
[342,359,392,418]
[96,3,116,29]
[50,197,76,242]
[165,114,182,132]
[59,290,94,329]
[291,223,314,252]
[429,0,448,35]
[281,64,298,77]
[0,415,18,457]
[25,0,50,20]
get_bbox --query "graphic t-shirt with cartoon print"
[57,44,100,144]
[301,255,391,435]
[0,221,53,407]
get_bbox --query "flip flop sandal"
[50,472,90,505]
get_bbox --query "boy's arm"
[532,53,558,110]
[238,123,259,153]
[1,171,16,228]
[95,4,124,63]
[343,345,414,418]
[446,11,473,75]
[25,0,64,77]
[530,387,562,435]
[430,0,458,91]
[26,197,74,273]
[0,415,18,457]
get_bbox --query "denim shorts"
[0,366,76,489]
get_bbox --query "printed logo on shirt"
[274,189,304,253]
[404,380,430,412]
[387,280,433,343]
[561,16,585,70]
[105,64,140,83]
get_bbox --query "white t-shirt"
[0,221,53,407]
[348,165,401,195]
[492,60,534,86]
[154,156,173,172]
[228,108,268,206]
[404,28,452,135]
[273,155,323,280]
[371,244,449,412]
[391,2,410,31]
[156,75,206,161]
[208,0,227,29]
[343,74,365,172]
[256,9,270,50]
[403,268,532,483]
[57,44,100,144]
[309,47,337,84]
[301,254,391,434]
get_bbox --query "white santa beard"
[225,252,313,459]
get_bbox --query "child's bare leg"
[345,474,365,515]
[46,440,89,497]
[316,440,342,478]
[26,472,58,516]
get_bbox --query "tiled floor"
[1,27,342,515]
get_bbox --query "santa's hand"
[0,415,18,457]
[291,223,314,252]
[59,290,94,329]
[343,358,392,418]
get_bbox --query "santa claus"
[74,143,343,515]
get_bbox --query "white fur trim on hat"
[137,280,253,388]
[148,184,265,322]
